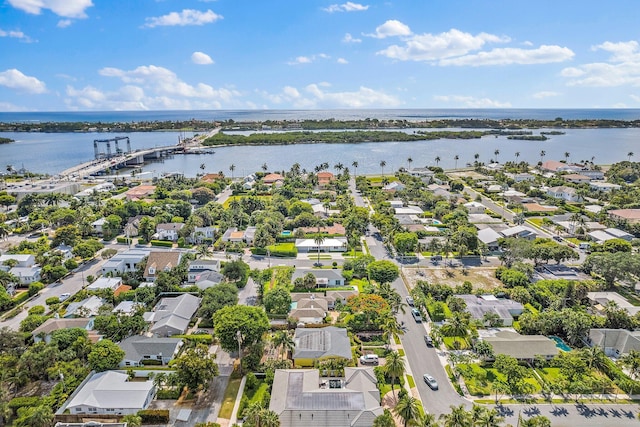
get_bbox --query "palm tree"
[514,151,520,163]
[454,155,459,169]
[493,149,500,163]
[440,404,472,427]
[407,157,413,171]
[628,152,634,162]
[440,312,469,338]
[539,150,546,165]
[243,402,280,427]
[379,160,387,177]
[199,163,205,173]
[474,407,504,427]
[474,153,480,164]
[384,351,405,400]
[229,164,236,180]
[261,163,268,172]
[418,413,440,427]
[564,151,570,163]
[0,224,9,240]
[620,350,640,395]
[434,156,441,166]
[314,232,326,266]
[272,330,294,360]
[352,161,359,179]
[334,162,344,175]
[394,395,421,427]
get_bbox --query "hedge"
[172,334,214,345]
[156,388,181,399]
[150,240,173,247]
[8,396,40,411]
[12,291,30,305]
[138,409,170,424]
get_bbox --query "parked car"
[59,293,71,302]
[406,296,415,306]
[359,354,379,365]
[411,308,422,323]
[430,255,443,262]
[424,335,433,347]
[423,374,438,390]
[553,236,563,242]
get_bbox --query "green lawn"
[246,381,269,405]
[527,218,544,227]
[443,336,470,350]
[458,364,541,396]
[406,374,416,388]
[350,279,369,293]
[219,374,243,419]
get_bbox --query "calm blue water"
[1,109,639,176]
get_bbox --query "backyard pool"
[549,335,571,352]
[281,230,292,236]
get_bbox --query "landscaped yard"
[458,363,541,396]
[443,336,469,350]
[404,267,502,290]
[219,372,243,419]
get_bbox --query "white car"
[59,293,71,302]
[359,354,379,365]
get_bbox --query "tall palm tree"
[474,153,480,164]
[628,152,634,162]
[381,317,405,349]
[352,161,359,179]
[229,164,236,180]
[440,404,472,427]
[261,163,268,172]
[0,224,9,241]
[539,150,546,165]
[379,160,387,177]
[454,155,459,169]
[620,350,640,395]
[435,156,441,166]
[407,157,413,171]
[314,232,326,266]
[272,330,294,360]
[394,395,421,427]
[564,151,570,163]
[474,407,504,427]
[493,149,500,163]
[514,151,520,163]
[417,413,440,427]
[334,162,344,174]
[384,351,405,400]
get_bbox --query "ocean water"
[1,109,639,176]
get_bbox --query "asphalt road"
[498,402,638,426]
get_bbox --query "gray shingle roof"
[119,335,182,363]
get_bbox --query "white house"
[154,223,184,241]
[9,266,41,285]
[86,277,123,292]
[191,226,217,243]
[590,182,621,192]
[64,296,104,318]
[101,249,150,275]
[292,269,346,287]
[91,218,107,235]
[187,259,221,283]
[464,201,486,214]
[477,228,502,251]
[501,225,538,240]
[295,237,348,253]
[64,371,155,415]
[546,186,583,202]
[0,254,35,270]
[144,293,201,337]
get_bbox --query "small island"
[0,137,14,144]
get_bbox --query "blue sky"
[1,0,640,111]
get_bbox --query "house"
[587,292,640,316]
[222,227,244,243]
[382,181,406,192]
[588,230,617,243]
[64,296,104,318]
[292,269,346,287]
[459,295,524,326]
[541,160,580,173]
[579,169,605,180]
[194,270,225,290]
[112,300,144,316]
[486,184,503,193]
[464,201,486,214]
[263,173,285,185]
[604,227,634,241]
[54,244,75,260]
[297,223,346,236]
[317,171,335,188]
[86,277,123,292]
[608,209,640,224]
[295,237,348,253]
[187,259,221,283]
[191,226,217,243]
[143,251,182,281]
[154,223,184,241]
[55,422,127,427]
[269,368,383,427]
[290,301,327,324]
[393,205,423,215]
[563,173,591,184]
[481,330,559,361]
[118,335,183,367]
[124,185,156,201]
[0,254,35,270]
[144,293,201,337]
[293,326,352,367]
[64,371,155,415]
[123,215,147,237]
[590,182,621,192]
[500,225,537,240]
[9,266,41,285]
[546,186,582,202]
[101,249,150,275]
[325,289,358,309]
[512,173,535,182]
[589,329,640,358]
[408,167,435,182]
[32,318,99,344]
[91,218,107,235]
[201,173,223,183]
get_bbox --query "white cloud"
[434,95,511,108]
[631,94,640,103]
[365,19,411,39]
[8,0,92,18]
[0,102,29,112]
[57,19,73,28]
[377,28,509,61]
[337,58,349,64]
[0,29,33,42]
[260,84,400,108]
[533,91,561,99]
[0,69,46,94]
[191,51,214,65]
[287,54,330,65]
[562,40,640,87]
[439,45,574,66]
[144,9,222,28]
[323,2,369,13]
[343,33,361,43]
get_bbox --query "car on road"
[406,296,415,306]
[359,354,379,365]
[424,335,433,347]
[430,255,443,262]
[59,293,71,302]
[553,236,563,242]
[568,242,577,248]
[423,374,438,390]
[411,308,422,323]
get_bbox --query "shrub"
[28,282,44,296]
[150,240,173,247]
[156,388,181,399]
[45,296,60,305]
[116,237,128,243]
[137,409,170,424]
[245,372,258,391]
[12,291,30,305]
[8,396,40,413]
[64,258,78,270]
[28,305,45,315]
[172,334,214,345]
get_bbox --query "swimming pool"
[281,230,292,236]
[549,335,571,352]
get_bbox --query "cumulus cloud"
[562,40,640,87]
[8,0,92,18]
[323,2,369,12]
[57,19,73,28]
[144,9,222,28]
[0,69,46,93]
[260,84,401,108]
[0,29,33,42]
[532,91,561,99]
[287,54,330,65]
[337,58,349,64]
[191,51,214,65]
[0,102,29,112]
[631,94,640,103]
[365,19,411,39]
[433,95,511,108]
[439,45,574,66]
[377,28,508,61]
[343,33,361,43]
